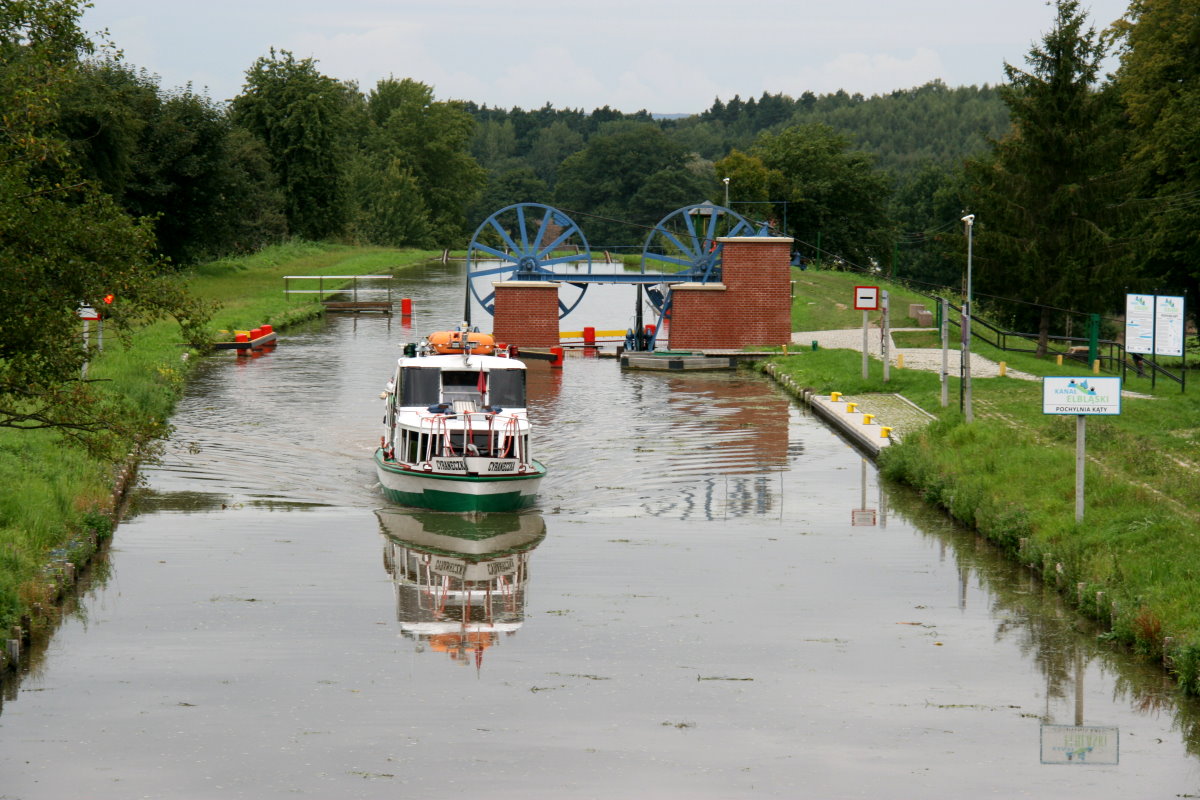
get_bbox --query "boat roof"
[395,353,527,370]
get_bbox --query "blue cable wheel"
[466,203,592,319]
[639,202,759,310]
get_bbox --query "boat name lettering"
[488,461,517,471]
[433,559,465,576]
[434,459,467,471]
[488,559,515,575]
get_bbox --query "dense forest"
[3,0,1200,437]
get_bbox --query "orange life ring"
[428,330,495,355]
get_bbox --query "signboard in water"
[850,509,877,526]
[1040,725,1119,765]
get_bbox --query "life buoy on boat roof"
[428,330,495,355]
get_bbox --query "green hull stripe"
[373,449,543,512]
[378,485,539,513]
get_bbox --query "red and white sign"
[77,305,100,321]
[854,286,880,310]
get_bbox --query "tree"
[0,0,209,452]
[751,123,892,267]
[1113,0,1200,331]
[965,0,1131,352]
[361,77,486,245]
[232,49,353,240]
[555,123,694,246]
[889,162,968,289]
[59,60,286,263]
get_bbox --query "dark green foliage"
[964,0,1134,352]
[232,49,353,241]
[1114,0,1200,332]
[747,123,893,268]
[555,123,698,246]
[889,162,969,290]
[0,0,211,452]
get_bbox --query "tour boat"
[373,325,546,513]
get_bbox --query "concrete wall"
[492,281,560,348]
[668,236,793,349]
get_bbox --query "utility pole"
[962,214,975,423]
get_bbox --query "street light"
[722,177,730,207]
[961,214,975,423]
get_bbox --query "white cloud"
[775,48,945,98]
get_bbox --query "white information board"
[1124,293,1154,355]
[1154,294,1185,357]
[1042,377,1122,415]
[1125,292,1186,357]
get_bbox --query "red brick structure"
[491,281,560,348]
[668,236,793,349]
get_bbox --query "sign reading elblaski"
[1042,377,1123,416]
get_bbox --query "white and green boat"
[374,327,546,513]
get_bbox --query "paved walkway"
[791,327,1039,380]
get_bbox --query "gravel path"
[790,327,1039,380]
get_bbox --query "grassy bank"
[0,243,438,641]
[771,266,1200,693]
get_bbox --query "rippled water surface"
[1,261,1198,798]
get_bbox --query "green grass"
[790,265,936,332]
[0,242,439,639]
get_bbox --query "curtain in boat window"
[488,369,526,407]
[399,367,440,405]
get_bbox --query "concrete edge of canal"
[762,362,935,456]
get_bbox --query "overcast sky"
[81,0,1132,113]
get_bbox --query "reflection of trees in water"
[0,549,113,715]
[887,482,1200,758]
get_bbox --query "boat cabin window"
[487,369,526,407]
[399,367,440,405]
[441,370,484,406]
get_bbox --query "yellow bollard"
[782,344,788,355]
[999,361,1007,377]
[1093,359,1100,374]
[1056,354,1063,366]
[830,392,842,402]
[896,353,905,369]
[880,427,893,438]
[845,402,858,413]
[862,414,875,425]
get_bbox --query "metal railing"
[912,290,1186,388]
[283,274,393,304]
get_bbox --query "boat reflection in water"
[376,509,545,668]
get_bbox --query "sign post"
[854,286,879,381]
[1042,376,1122,521]
[77,305,100,379]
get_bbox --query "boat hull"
[374,450,545,513]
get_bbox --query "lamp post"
[722,177,730,207]
[961,214,975,423]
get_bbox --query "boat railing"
[417,411,527,462]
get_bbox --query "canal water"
[1,261,1198,798]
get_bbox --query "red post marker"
[550,346,564,369]
[583,326,596,344]
[401,298,413,316]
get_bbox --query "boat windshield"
[399,367,440,405]
[488,369,526,407]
